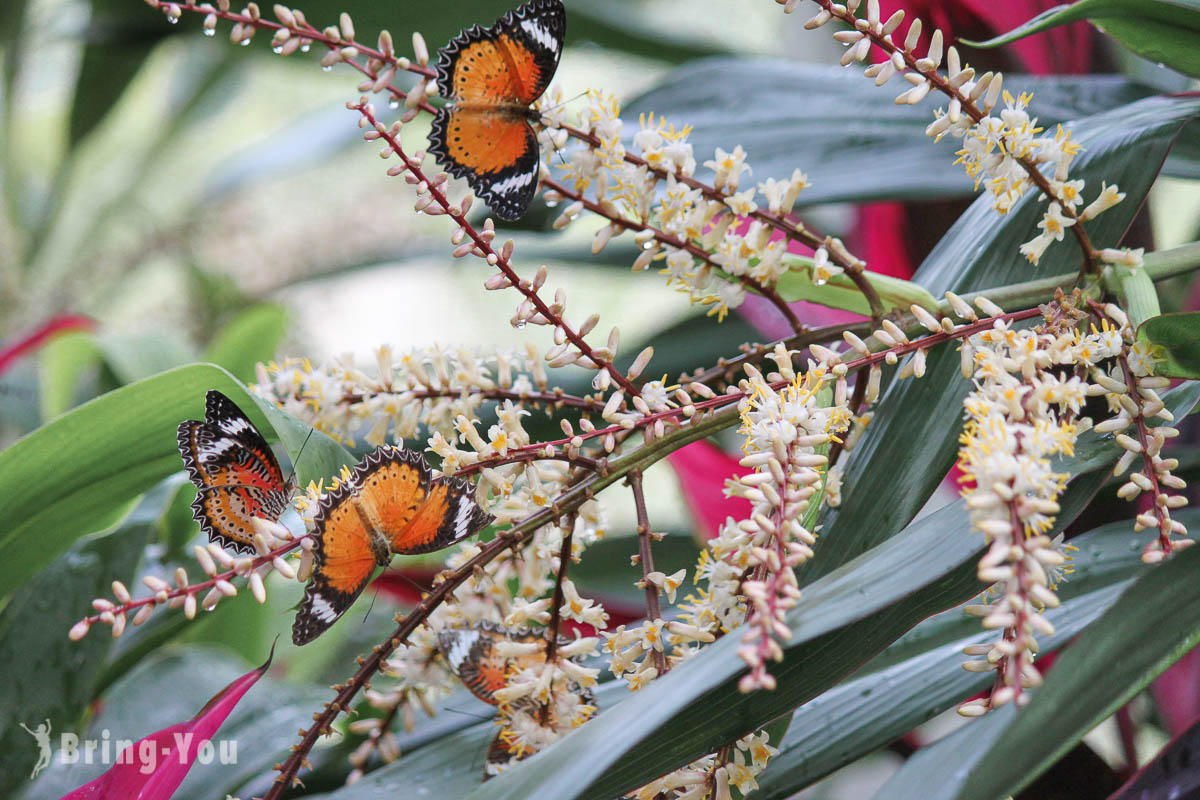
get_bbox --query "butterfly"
[292,446,494,645]
[428,0,565,221]
[438,622,550,705]
[177,390,294,555]
[438,622,595,777]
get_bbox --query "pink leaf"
[667,440,752,539]
[58,645,275,800]
[1153,646,1200,737]
[0,314,95,377]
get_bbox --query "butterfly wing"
[177,390,290,554]
[388,472,494,555]
[292,481,378,645]
[429,106,540,222]
[435,0,565,106]
[438,626,511,705]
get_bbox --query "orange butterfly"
[428,0,565,220]
[292,447,493,645]
[438,622,596,777]
[177,390,293,555]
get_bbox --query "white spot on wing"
[310,594,338,622]
[200,438,238,462]
[444,630,479,672]
[519,19,557,51]
[454,496,475,537]
[219,417,254,436]
[489,170,534,198]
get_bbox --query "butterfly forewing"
[292,480,378,646]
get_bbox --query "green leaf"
[1138,312,1200,378]
[955,534,1200,799]
[1107,262,1161,328]
[0,492,156,797]
[470,500,987,800]
[95,330,197,386]
[755,516,1159,799]
[37,331,103,420]
[773,256,939,316]
[70,0,170,145]
[0,363,352,602]
[963,0,1200,79]
[202,303,290,384]
[809,94,1200,581]
[624,64,1193,204]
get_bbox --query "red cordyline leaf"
[58,645,275,800]
[0,314,95,377]
[667,440,753,539]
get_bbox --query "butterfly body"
[429,0,565,221]
[177,390,293,554]
[292,447,494,645]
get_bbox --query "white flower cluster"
[552,92,809,322]
[789,0,1142,271]
[255,345,572,449]
[632,731,779,800]
[954,297,1159,713]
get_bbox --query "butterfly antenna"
[441,705,494,722]
[385,568,429,595]
[361,587,380,625]
[284,427,316,493]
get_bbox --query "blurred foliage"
[1,1,1199,800]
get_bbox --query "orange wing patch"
[390,483,450,553]
[357,458,428,537]
[449,35,544,105]
[312,498,376,595]
[292,446,494,645]
[439,109,538,177]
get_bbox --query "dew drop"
[545,200,558,208]
[322,64,333,72]
[814,278,827,286]
[300,43,311,52]
[515,319,527,330]
[388,99,400,109]
[272,45,283,54]
[240,38,251,46]
[642,241,654,250]
[166,15,179,23]
[203,27,215,36]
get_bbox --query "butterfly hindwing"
[391,474,494,555]
[429,107,540,222]
[177,390,291,554]
[291,479,378,646]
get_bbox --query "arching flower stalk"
[1089,302,1190,561]
[256,344,607,449]
[953,292,1188,714]
[782,0,1143,275]
[70,518,306,639]
[146,1,888,330]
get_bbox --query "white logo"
[19,719,53,779]
[19,723,239,779]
